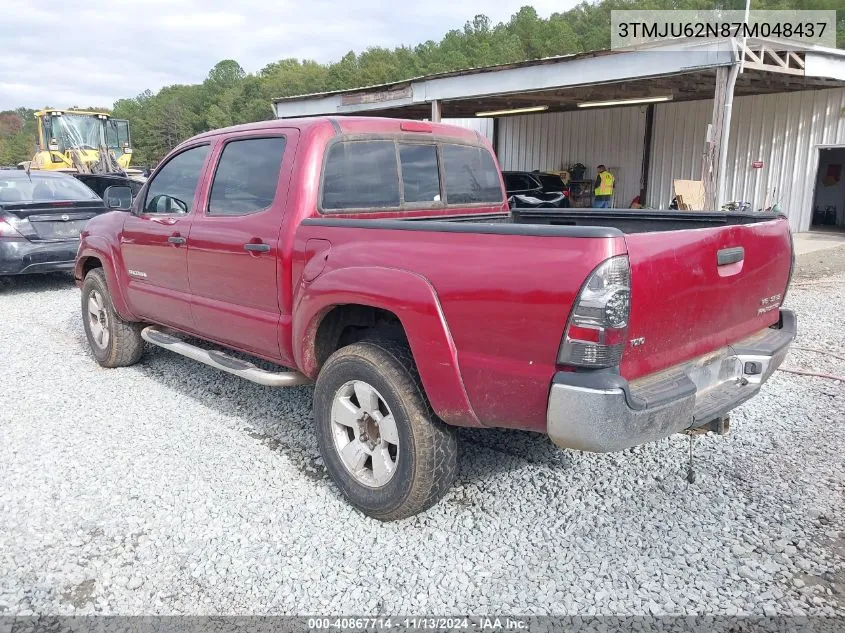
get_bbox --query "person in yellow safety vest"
[594,164,615,208]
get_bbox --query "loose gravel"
[0,252,843,617]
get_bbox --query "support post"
[715,62,740,209]
[430,100,441,123]
[705,66,728,210]
[639,104,655,205]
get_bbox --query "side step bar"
[141,327,311,387]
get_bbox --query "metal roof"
[272,49,617,104]
[272,38,845,119]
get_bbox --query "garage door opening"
[812,147,845,231]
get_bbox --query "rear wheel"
[314,339,458,520]
[81,268,144,368]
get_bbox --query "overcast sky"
[0,0,573,111]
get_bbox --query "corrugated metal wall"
[648,87,845,231]
[443,118,494,141]
[645,99,713,210]
[455,87,845,230]
[497,106,648,208]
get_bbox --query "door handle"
[168,236,186,245]
[717,246,744,266]
[244,243,270,253]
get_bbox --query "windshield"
[50,114,106,152]
[0,174,101,203]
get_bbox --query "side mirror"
[103,185,132,211]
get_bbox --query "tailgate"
[621,216,792,380]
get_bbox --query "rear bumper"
[0,238,79,275]
[547,310,796,452]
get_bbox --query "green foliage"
[0,108,37,167]
[1,1,842,166]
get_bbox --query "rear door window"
[208,137,287,216]
[322,140,399,210]
[442,144,503,205]
[399,144,440,203]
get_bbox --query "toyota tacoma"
[75,116,796,520]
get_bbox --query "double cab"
[75,116,795,520]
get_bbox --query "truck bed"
[508,208,783,234]
[297,208,792,432]
[304,208,784,236]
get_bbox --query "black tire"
[81,268,144,368]
[314,339,458,520]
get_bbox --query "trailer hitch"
[683,416,730,483]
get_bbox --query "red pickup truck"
[75,116,795,520]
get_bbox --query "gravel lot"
[0,249,843,617]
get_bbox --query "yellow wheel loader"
[27,109,134,174]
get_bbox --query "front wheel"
[81,268,144,368]
[314,339,458,520]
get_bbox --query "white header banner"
[611,10,837,49]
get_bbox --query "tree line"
[1,2,843,167]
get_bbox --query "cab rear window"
[320,138,502,212]
[441,144,502,205]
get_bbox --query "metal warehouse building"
[273,38,845,233]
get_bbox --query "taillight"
[558,255,631,368]
[0,216,24,239]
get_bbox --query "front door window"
[143,145,210,215]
